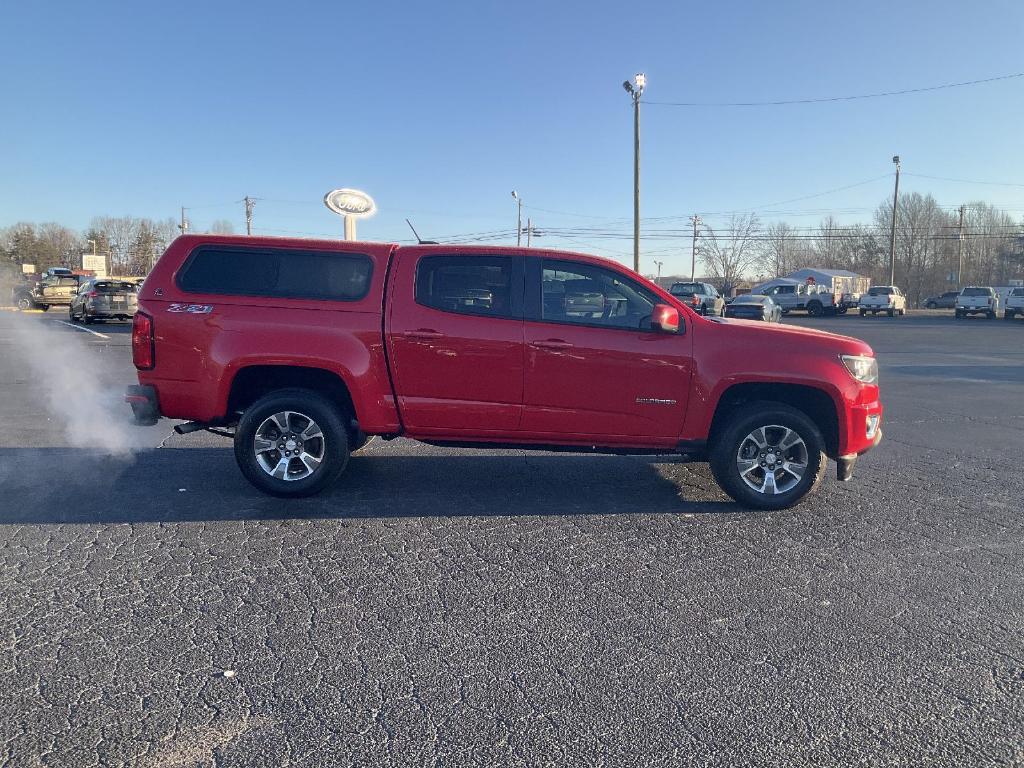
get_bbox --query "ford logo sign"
[324,188,377,218]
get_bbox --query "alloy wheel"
[735,424,808,495]
[253,410,326,481]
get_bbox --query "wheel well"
[709,383,839,457]
[227,366,356,423]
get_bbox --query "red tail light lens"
[88,290,98,298]
[132,312,154,369]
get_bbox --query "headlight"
[841,354,878,384]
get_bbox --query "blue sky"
[2,0,1023,275]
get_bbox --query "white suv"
[1003,287,1024,321]
[955,287,999,320]
[859,286,907,317]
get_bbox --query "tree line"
[700,193,1023,305]
[0,216,235,278]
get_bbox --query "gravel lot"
[1,309,1022,767]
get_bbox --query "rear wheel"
[16,296,33,311]
[807,301,823,317]
[234,388,349,497]
[1006,310,1016,320]
[987,311,996,320]
[710,402,827,510]
[858,309,866,317]
[39,305,49,312]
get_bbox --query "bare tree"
[762,222,797,277]
[703,213,760,294]
[208,219,235,235]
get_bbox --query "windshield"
[961,287,992,296]
[670,283,705,295]
[867,287,894,296]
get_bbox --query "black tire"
[1006,310,1016,320]
[887,308,895,317]
[709,401,827,510]
[82,312,92,324]
[955,310,962,319]
[350,433,373,453]
[987,311,996,320]
[858,309,866,317]
[926,301,937,309]
[233,388,349,497]
[68,305,77,322]
[807,301,823,317]
[39,304,49,312]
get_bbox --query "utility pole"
[512,191,523,246]
[956,204,966,288]
[623,73,646,273]
[526,217,533,247]
[244,196,256,236]
[654,260,663,282]
[888,155,901,286]
[178,207,189,235]
[689,215,702,280]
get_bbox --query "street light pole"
[888,155,901,286]
[689,215,702,281]
[623,73,646,273]
[512,191,522,247]
[654,260,663,282]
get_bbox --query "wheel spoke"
[271,457,290,479]
[271,412,291,435]
[300,422,322,441]
[298,452,321,475]
[254,437,276,454]
[780,461,806,481]
[761,471,778,495]
[749,428,768,449]
[778,428,802,451]
[737,457,760,477]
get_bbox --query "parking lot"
[1,309,1022,766]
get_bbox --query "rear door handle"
[530,339,573,350]
[403,329,444,340]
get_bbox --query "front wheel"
[859,309,866,317]
[38,304,49,312]
[807,301,823,317]
[709,402,827,510]
[233,388,350,497]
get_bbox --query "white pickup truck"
[955,287,999,319]
[1004,287,1024,320]
[858,286,907,317]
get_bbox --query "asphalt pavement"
[1,309,1022,767]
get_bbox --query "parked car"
[924,291,959,309]
[1002,287,1024,320]
[858,286,907,317]
[723,294,782,323]
[13,273,81,311]
[955,286,999,319]
[127,235,884,510]
[69,278,138,323]
[668,282,725,316]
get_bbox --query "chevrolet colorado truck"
[126,235,883,510]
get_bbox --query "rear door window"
[415,255,520,318]
[536,259,658,332]
[178,246,373,301]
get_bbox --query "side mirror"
[651,303,680,333]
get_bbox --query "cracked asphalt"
[1,310,1022,767]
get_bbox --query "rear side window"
[961,287,992,296]
[95,282,135,293]
[177,246,373,301]
[1012,288,1024,297]
[415,255,518,318]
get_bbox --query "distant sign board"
[82,253,107,277]
[324,188,376,218]
[21,263,35,274]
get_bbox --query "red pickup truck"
[127,235,882,509]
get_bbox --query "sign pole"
[344,216,356,241]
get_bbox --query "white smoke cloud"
[4,315,152,455]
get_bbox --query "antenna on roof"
[405,218,438,245]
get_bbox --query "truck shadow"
[0,447,736,524]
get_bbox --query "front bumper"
[125,384,160,426]
[836,428,883,481]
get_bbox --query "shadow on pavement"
[0,447,734,524]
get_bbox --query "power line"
[903,172,1024,188]
[642,71,1024,107]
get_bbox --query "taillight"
[88,290,98,299]
[132,311,154,370]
